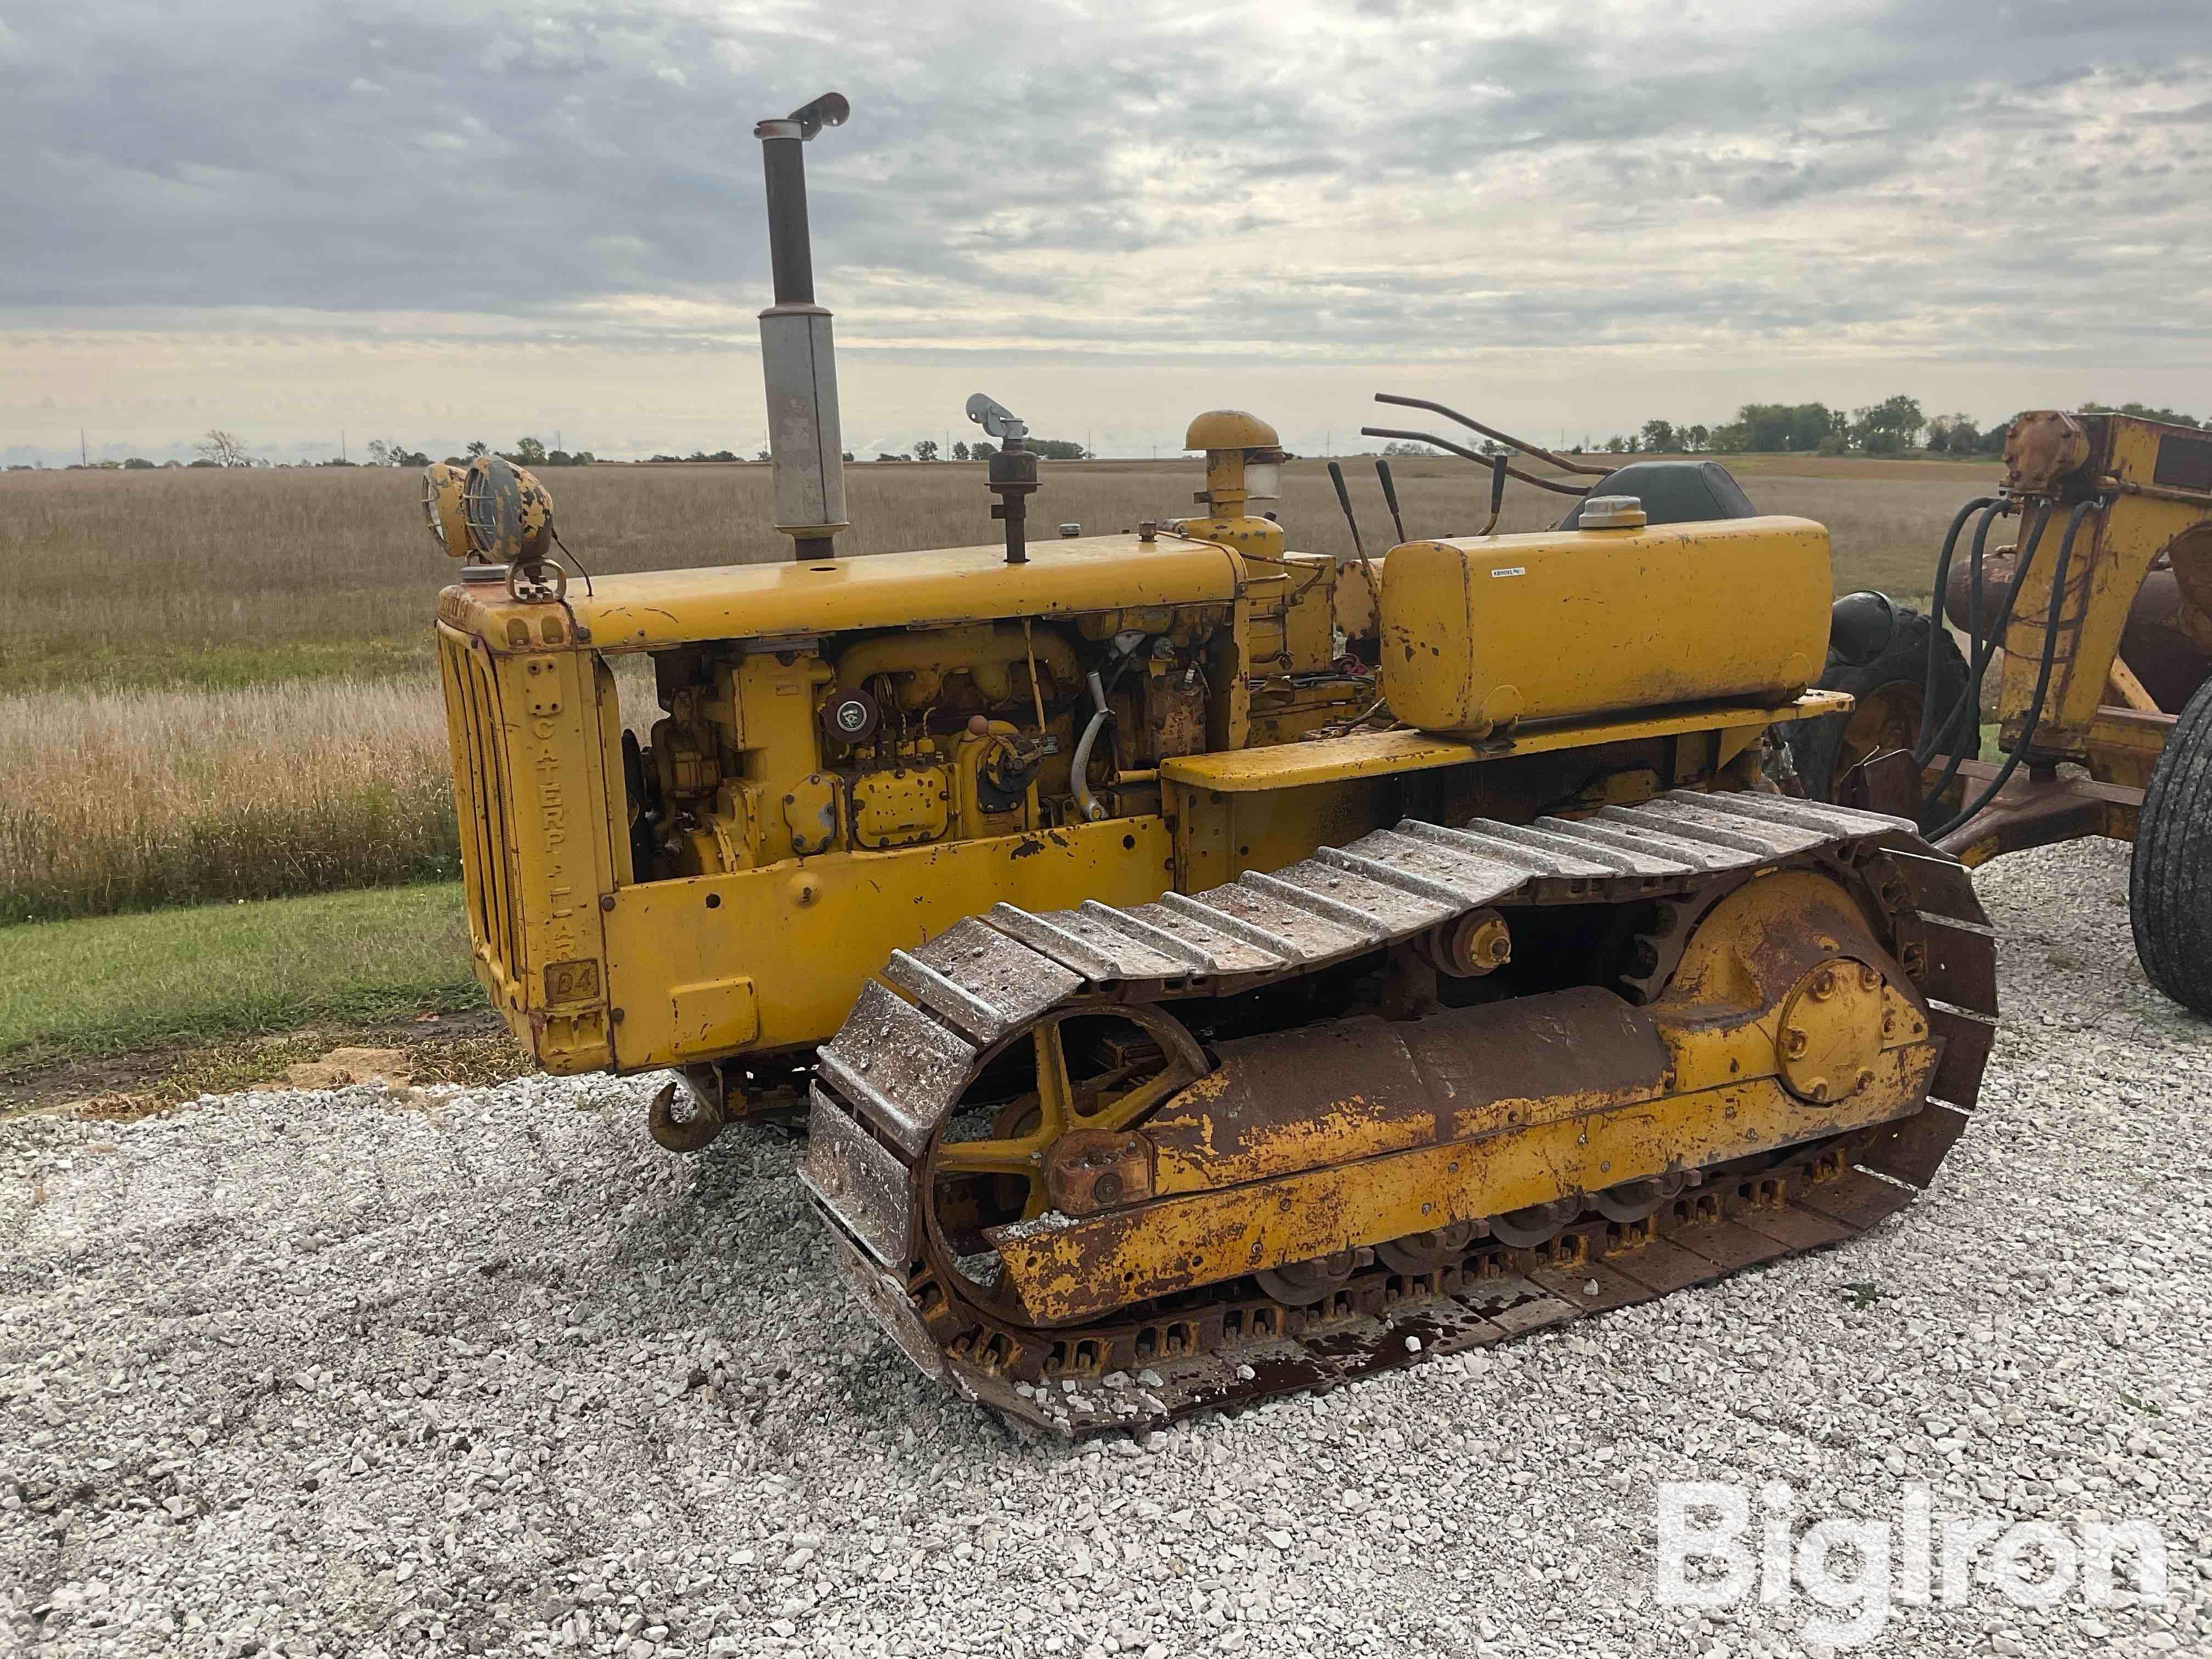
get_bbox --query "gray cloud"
[3,0,2210,460]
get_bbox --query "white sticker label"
[1491,566,1526,579]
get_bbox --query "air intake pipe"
[754,92,850,558]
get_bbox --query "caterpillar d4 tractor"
[425,95,1996,1431]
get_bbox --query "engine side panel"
[599,816,1175,1069]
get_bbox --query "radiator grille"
[439,635,523,990]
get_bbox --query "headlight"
[421,463,471,558]
[459,455,554,563]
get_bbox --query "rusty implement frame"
[1934,758,2145,868]
[1931,411,2212,866]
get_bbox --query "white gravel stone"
[2,842,2209,1658]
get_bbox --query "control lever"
[1328,460,1382,608]
[1480,454,1508,537]
[1375,458,1408,545]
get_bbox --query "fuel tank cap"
[1578,495,1647,529]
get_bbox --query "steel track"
[802,791,1999,1433]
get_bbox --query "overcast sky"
[4,0,2209,464]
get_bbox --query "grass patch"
[0,882,482,1068]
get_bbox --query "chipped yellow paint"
[600,817,1176,1070]
[1159,691,1850,794]
[440,534,1243,657]
[1650,870,1925,1096]
[1999,415,2212,755]
[1149,1085,1441,1192]
[994,1047,1937,1325]
[995,869,1933,1322]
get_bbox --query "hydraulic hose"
[1925,498,2102,843]
[1070,669,1111,822]
[1914,495,1998,763]
[1917,500,2052,816]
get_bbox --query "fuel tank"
[1379,515,1831,737]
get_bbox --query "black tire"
[1785,601,1971,833]
[2130,674,2212,1015]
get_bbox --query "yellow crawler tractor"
[425,97,1996,1429]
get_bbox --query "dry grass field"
[0,452,1999,927]
[0,680,455,922]
[1,453,1996,693]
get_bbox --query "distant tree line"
[154,426,1099,470]
[1579,399,2203,459]
[877,437,1092,461]
[636,437,1095,463]
[472,436,594,467]
[89,403,2207,476]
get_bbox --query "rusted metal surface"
[1876,843,1988,925]
[990,1054,1930,1325]
[800,1087,916,1270]
[1045,1128,1155,1214]
[826,1236,947,1383]
[1859,1100,1971,1188]
[645,1076,725,1153]
[2151,431,2212,493]
[1774,961,1888,1103]
[1837,747,1923,821]
[805,792,1996,1432]
[813,1132,1905,1431]
[883,915,1081,1044]
[812,979,978,1159]
[1795,1167,1919,1232]
[1946,554,2210,715]
[1935,760,2142,867]
[2004,410,2093,495]
[1891,909,2002,1014]
[1419,907,1511,977]
[1149,1023,1452,1176]
[1141,673,1209,764]
[1924,1007,1996,1110]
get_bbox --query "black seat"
[1555,460,1757,528]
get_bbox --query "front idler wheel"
[924,1002,1207,1318]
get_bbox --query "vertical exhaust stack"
[754,93,851,560]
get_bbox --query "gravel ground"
[3,839,2209,1659]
